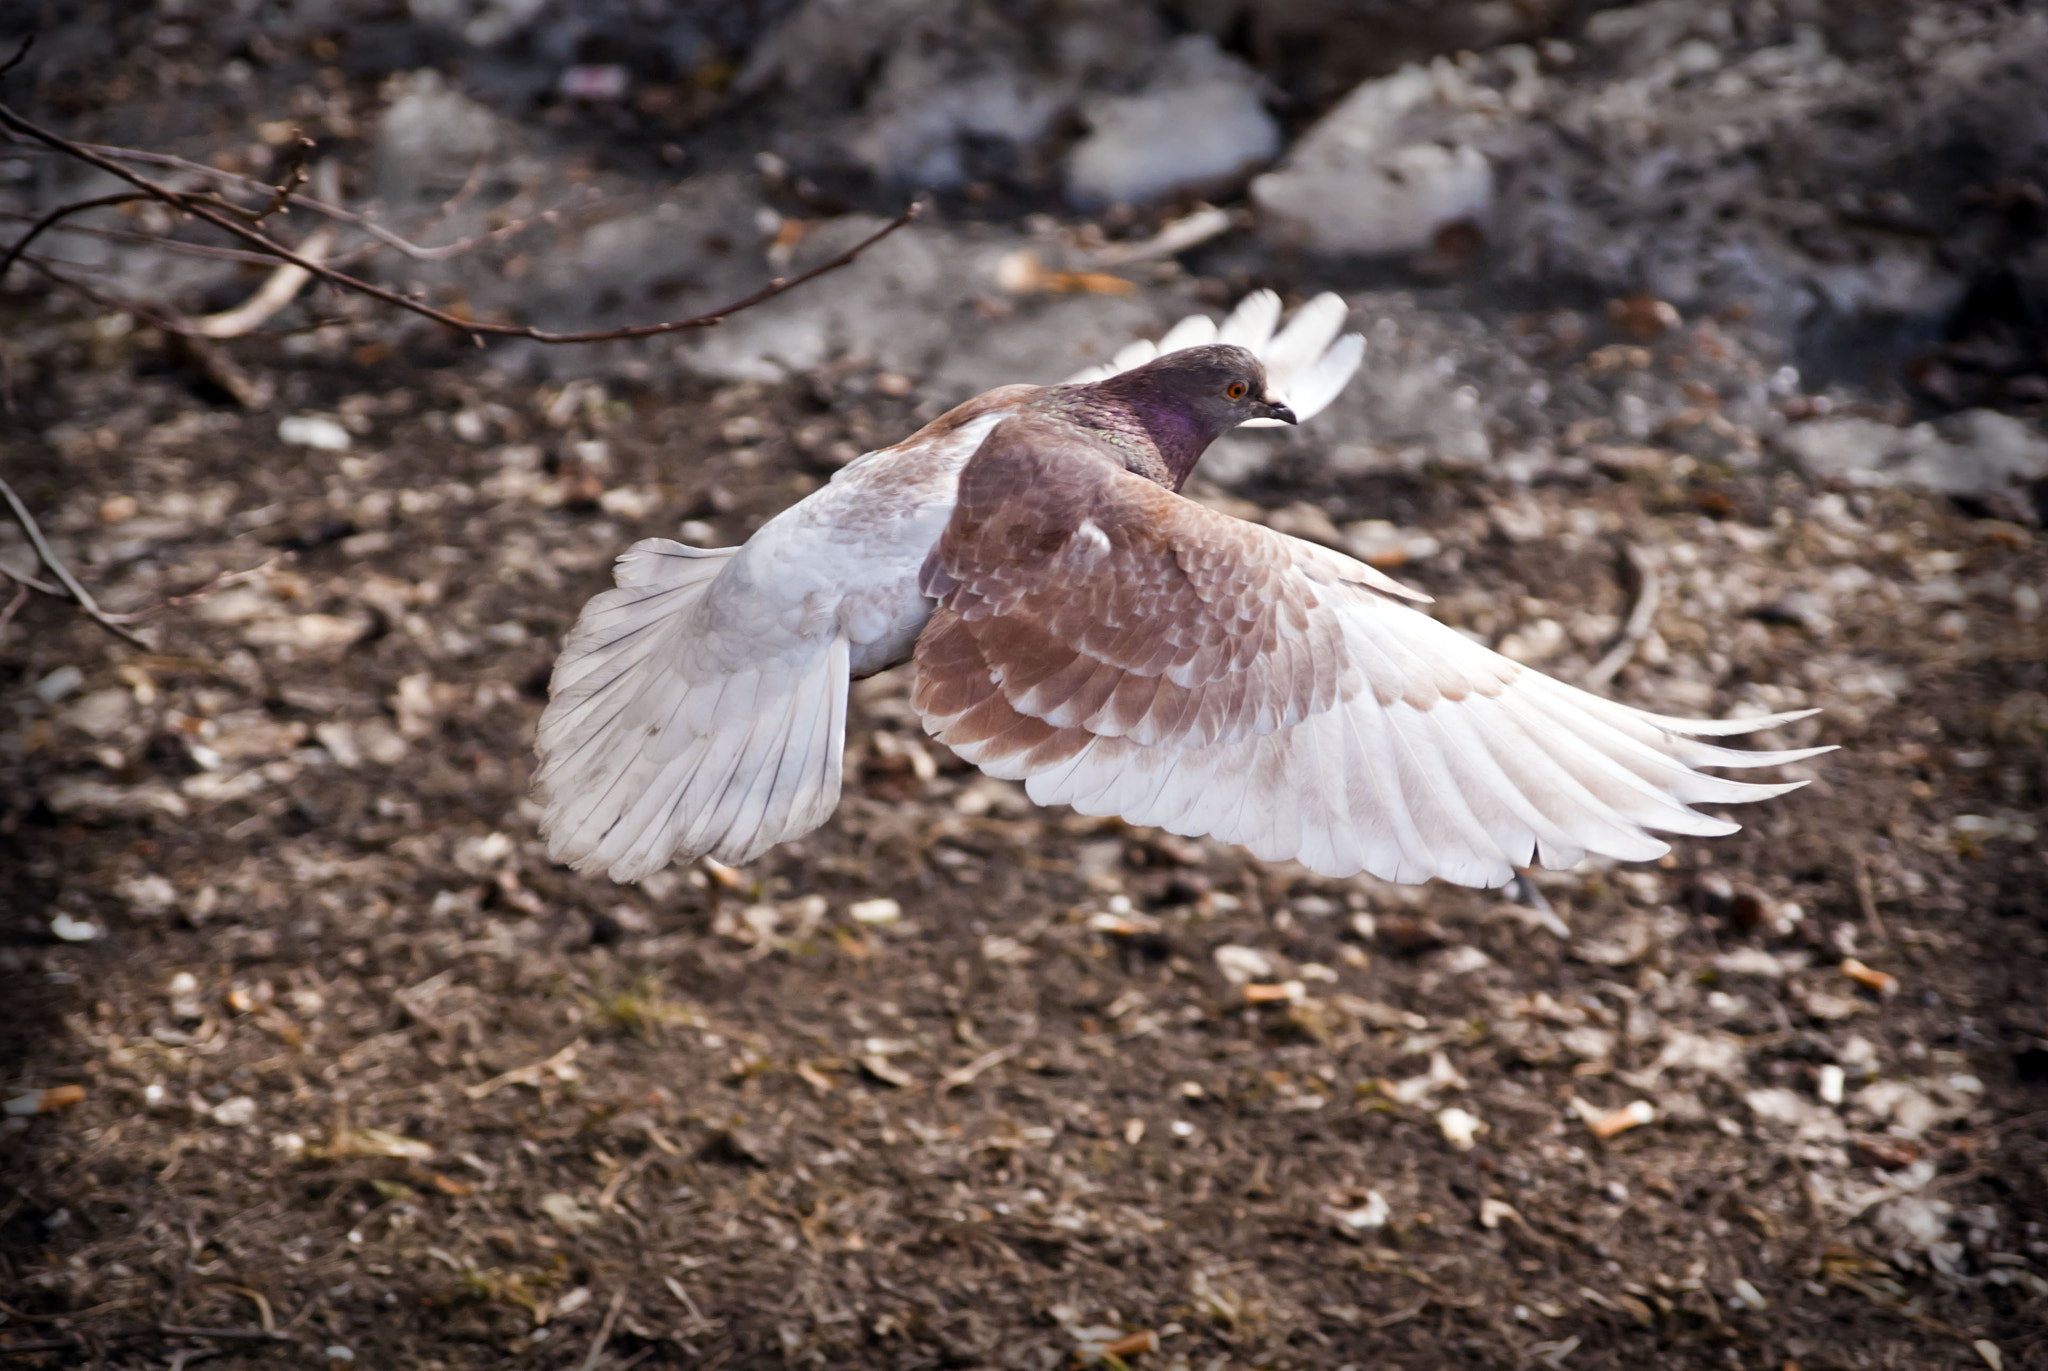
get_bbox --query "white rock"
[849,898,902,925]
[34,665,84,704]
[1437,1106,1484,1150]
[1065,36,1278,207]
[278,415,352,452]
[50,913,100,942]
[1328,1190,1391,1232]
[211,1096,258,1127]
[1212,944,1275,984]
[1252,63,1495,256]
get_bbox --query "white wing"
[914,459,1831,889]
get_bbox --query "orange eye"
[1226,381,1248,400]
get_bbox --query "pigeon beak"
[1258,393,1298,425]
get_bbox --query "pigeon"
[537,292,1827,887]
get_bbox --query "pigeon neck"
[1059,388,1215,492]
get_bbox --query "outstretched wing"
[912,430,1830,887]
[1064,290,1363,426]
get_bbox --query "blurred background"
[1,3,2045,1369]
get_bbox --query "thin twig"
[462,1041,582,1100]
[0,190,150,283]
[0,475,153,648]
[1850,846,1888,948]
[64,144,576,264]
[578,1290,626,1371]
[9,246,205,337]
[0,33,30,82]
[0,98,921,347]
[0,583,27,636]
[1585,542,1661,689]
[938,1042,1023,1095]
[0,209,297,266]
[0,559,63,597]
[192,223,335,338]
[157,1323,293,1343]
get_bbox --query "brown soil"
[3,312,2046,1371]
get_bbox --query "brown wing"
[912,417,1830,886]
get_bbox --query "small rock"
[848,897,902,925]
[538,1192,603,1230]
[1437,1106,1484,1150]
[1213,944,1275,985]
[34,665,84,704]
[1327,1190,1391,1234]
[1478,1197,1519,1229]
[50,913,99,942]
[278,415,352,452]
[211,1096,258,1127]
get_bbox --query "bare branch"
[105,553,295,623]
[66,143,577,263]
[0,210,291,266]
[8,246,205,337]
[0,191,153,284]
[0,101,920,346]
[0,475,154,649]
[192,223,335,338]
[0,584,28,638]
[0,34,31,82]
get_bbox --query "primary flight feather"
[535,293,1826,886]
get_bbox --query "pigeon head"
[1065,343,1296,489]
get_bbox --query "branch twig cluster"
[0,33,919,652]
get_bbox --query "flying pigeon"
[536,292,1826,887]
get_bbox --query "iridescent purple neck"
[1049,382,1225,491]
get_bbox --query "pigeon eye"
[1226,381,1248,400]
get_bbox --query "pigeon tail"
[535,537,850,882]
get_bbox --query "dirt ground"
[5,3,2048,1370]
[3,308,2045,1369]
